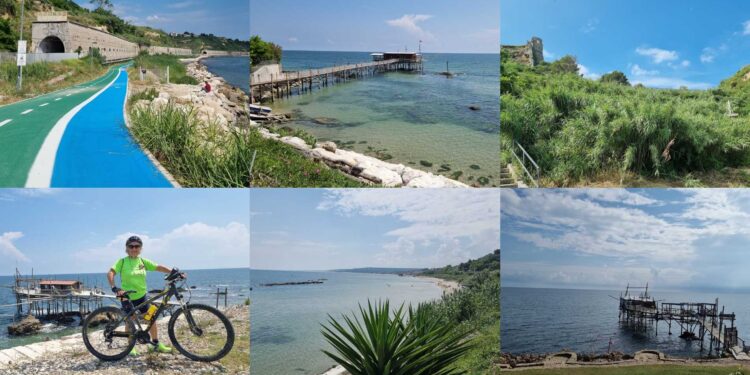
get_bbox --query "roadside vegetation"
[0,54,105,104]
[501,50,750,187]
[128,98,364,187]
[321,251,500,374]
[131,53,198,84]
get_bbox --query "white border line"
[25,69,122,188]
[122,69,180,188]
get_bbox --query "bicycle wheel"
[168,303,235,362]
[82,306,136,361]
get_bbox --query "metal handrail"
[511,140,540,188]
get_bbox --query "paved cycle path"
[0,65,172,187]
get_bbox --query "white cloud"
[146,15,170,23]
[631,64,659,76]
[0,232,29,263]
[680,60,691,67]
[743,20,750,35]
[543,49,555,59]
[74,222,249,271]
[288,37,298,43]
[701,48,716,63]
[636,47,679,64]
[167,1,196,9]
[580,18,599,34]
[577,64,600,80]
[386,14,435,41]
[319,189,499,267]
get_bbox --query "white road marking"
[21,109,33,115]
[26,69,122,188]
[39,103,49,107]
[0,119,11,127]
[55,98,62,101]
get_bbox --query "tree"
[250,35,282,66]
[89,0,112,10]
[600,71,630,86]
[550,55,579,75]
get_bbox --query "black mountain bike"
[82,268,235,362]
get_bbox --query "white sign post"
[16,40,26,90]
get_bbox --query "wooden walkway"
[250,58,423,103]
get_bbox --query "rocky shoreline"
[131,60,250,129]
[0,305,249,374]
[252,124,470,188]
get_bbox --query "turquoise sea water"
[203,56,250,93]
[250,270,443,374]
[268,50,500,186]
[0,268,249,350]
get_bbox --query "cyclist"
[107,235,185,356]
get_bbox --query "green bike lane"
[0,66,122,187]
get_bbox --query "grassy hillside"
[501,52,750,187]
[418,250,501,374]
[0,0,247,52]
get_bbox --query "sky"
[502,189,750,293]
[72,0,249,40]
[250,0,499,53]
[250,189,500,271]
[0,189,250,276]
[502,0,750,89]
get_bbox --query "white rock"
[360,166,403,187]
[281,136,311,151]
[319,141,337,152]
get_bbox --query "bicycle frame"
[110,280,192,342]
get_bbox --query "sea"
[265,50,500,186]
[203,56,250,93]
[0,268,249,350]
[501,287,750,357]
[250,270,444,374]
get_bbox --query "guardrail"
[511,140,540,188]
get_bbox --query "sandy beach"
[417,276,461,295]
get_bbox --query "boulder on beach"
[320,141,337,153]
[8,315,41,336]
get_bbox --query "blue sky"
[502,189,750,292]
[502,0,750,89]
[250,0,499,53]
[0,189,249,276]
[250,189,499,271]
[73,0,249,40]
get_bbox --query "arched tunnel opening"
[38,36,65,53]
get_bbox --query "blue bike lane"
[49,68,173,187]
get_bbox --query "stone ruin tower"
[529,37,543,66]
[503,37,544,67]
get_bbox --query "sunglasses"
[127,244,142,249]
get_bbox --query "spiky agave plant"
[321,300,474,375]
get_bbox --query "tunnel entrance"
[38,36,65,53]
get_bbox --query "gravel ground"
[1,305,248,375]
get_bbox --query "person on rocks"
[107,235,185,356]
[202,80,212,93]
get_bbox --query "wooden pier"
[618,284,745,357]
[250,52,424,104]
[9,269,104,323]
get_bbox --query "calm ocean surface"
[250,270,443,374]
[203,56,249,93]
[268,50,500,186]
[502,287,750,357]
[0,268,249,350]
